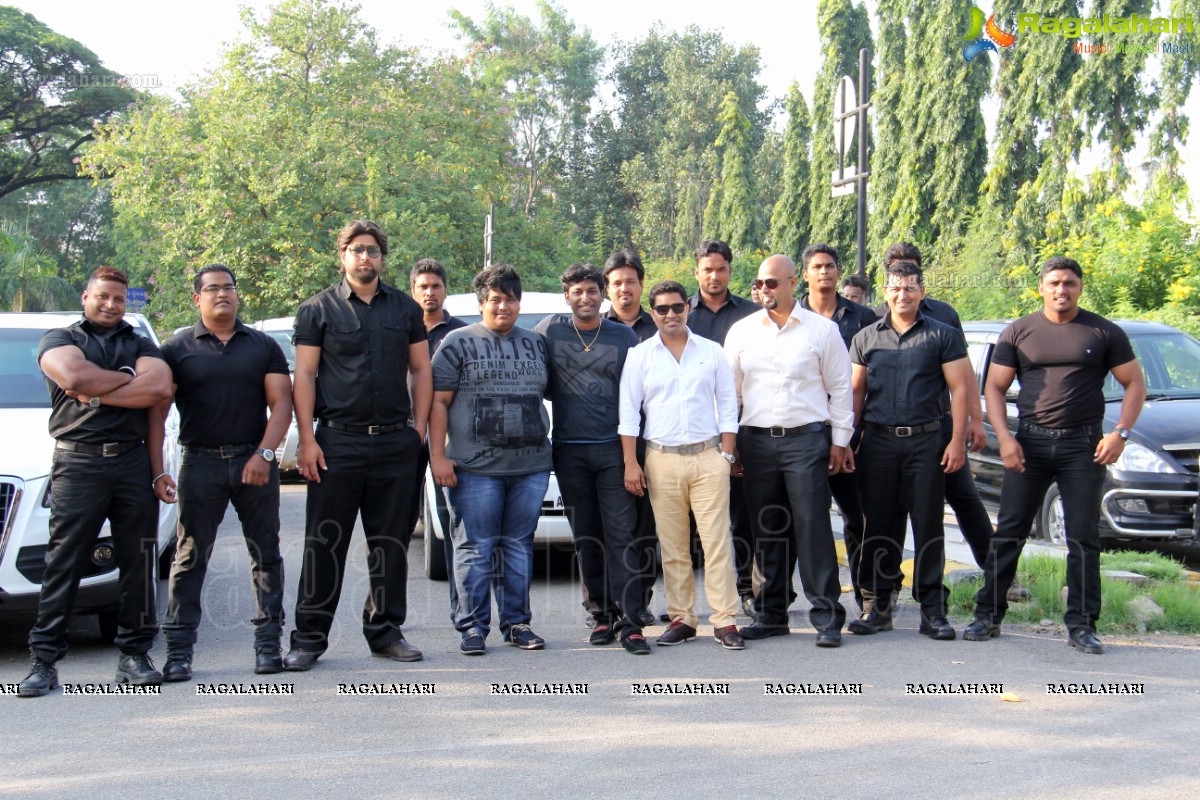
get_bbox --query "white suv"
[0,312,180,640]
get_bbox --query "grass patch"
[947,551,1200,634]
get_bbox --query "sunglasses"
[347,244,382,258]
[651,303,687,316]
[752,278,783,290]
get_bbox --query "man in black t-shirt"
[20,267,173,697]
[535,264,647,654]
[156,265,293,680]
[965,257,1145,655]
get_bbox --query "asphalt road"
[1,484,1198,799]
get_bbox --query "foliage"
[1149,0,1200,178]
[0,180,115,287]
[0,221,76,310]
[769,85,812,261]
[703,91,759,254]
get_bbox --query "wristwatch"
[88,396,101,408]
[1114,428,1130,441]
[721,451,736,465]
[256,448,276,463]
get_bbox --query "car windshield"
[262,329,296,372]
[0,329,53,408]
[1107,331,1200,400]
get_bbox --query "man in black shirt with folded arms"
[155,264,293,680]
[284,220,432,670]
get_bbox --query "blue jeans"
[447,469,549,638]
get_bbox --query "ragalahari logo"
[963,6,1017,62]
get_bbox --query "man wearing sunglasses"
[283,220,432,670]
[725,255,854,647]
[619,281,743,650]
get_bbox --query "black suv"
[963,320,1200,545]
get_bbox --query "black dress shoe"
[115,653,163,686]
[374,639,423,662]
[738,623,790,640]
[919,617,957,641]
[963,617,1001,641]
[255,648,284,674]
[18,656,58,698]
[162,654,193,682]
[1068,629,1104,655]
[815,629,842,648]
[847,611,893,635]
[635,609,657,628]
[282,648,321,671]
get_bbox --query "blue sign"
[127,287,147,312]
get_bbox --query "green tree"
[0,7,139,199]
[1149,0,1200,180]
[866,0,907,271]
[0,221,75,310]
[703,91,758,254]
[769,85,812,261]
[0,180,115,286]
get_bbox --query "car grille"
[0,482,15,530]
[1162,445,1200,475]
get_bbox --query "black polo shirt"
[293,279,427,427]
[850,313,968,426]
[38,317,163,444]
[427,311,468,355]
[800,293,879,350]
[603,307,657,344]
[686,291,757,346]
[161,319,290,447]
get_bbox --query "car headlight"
[1113,442,1181,474]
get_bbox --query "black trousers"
[974,429,1105,631]
[29,446,159,663]
[555,441,646,635]
[829,469,865,607]
[164,447,284,655]
[857,427,948,618]
[730,474,754,597]
[739,426,845,632]
[940,417,994,567]
[290,425,421,653]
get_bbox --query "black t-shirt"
[162,320,290,447]
[293,279,427,427]
[427,311,468,355]
[686,291,757,346]
[603,307,657,344]
[801,293,878,350]
[991,309,1136,428]
[38,317,163,443]
[534,315,640,443]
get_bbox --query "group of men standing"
[19,216,1146,695]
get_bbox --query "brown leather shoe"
[714,625,745,650]
[373,638,423,662]
[656,620,697,646]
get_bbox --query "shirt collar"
[878,310,927,332]
[79,316,133,338]
[336,277,387,301]
[193,318,247,339]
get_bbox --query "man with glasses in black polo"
[283,220,432,670]
[154,264,293,680]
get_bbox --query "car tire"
[1035,483,1068,546]
[423,497,449,581]
[97,609,118,643]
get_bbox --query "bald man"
[723,255,854,647]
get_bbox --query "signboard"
[833,75,856,159]
[127,287,148,312]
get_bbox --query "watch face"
[258,448,275,462]
[88,396,101,408]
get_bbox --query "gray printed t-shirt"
[432,323,552,476]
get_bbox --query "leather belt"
[55,440,142,457]
[867,421,942,438]
[1019,421,1095,439]
[319,419,408,435]
[645,435,721,456]
[183,443,257,459]
[742,422,826,437]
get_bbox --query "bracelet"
[151,472,170,486]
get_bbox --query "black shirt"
[534,315,640,444]
[686,291,758,346]
[991,309,1136,429]
[293,279,427,427]
[850,313,969,426]
[800,293,879,350]
[38,317,163,444]
[427,311,468,355]
[602,307,657,344]
[162,319,290,447]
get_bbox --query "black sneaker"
[963,617,1001,641]
[621,633,651,655]
[503,624,545,650]
[18,655,58,698]
[589,624,616,646]
[460,629,486,656]
[115,653,164,686]
[162,654,193,682]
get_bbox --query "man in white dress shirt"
[724,254,854,647]
[619,280,744,650]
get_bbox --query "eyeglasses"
[347,244,382,258]
[651,303,687,316]
[199,284,238,294]
[752,278,782,290]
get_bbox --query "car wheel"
[97,610,118,643]
[423,497,448,581]
[1035,484,1068,546]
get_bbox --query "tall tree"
[807,0,873,265]
[0,221,75,311]
[866,0,907,269]
[703,91,758,253]
[0,7,139,199]
[1149,0,1200,180]
[769,85,812,260]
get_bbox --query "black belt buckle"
[102,442,121,457]
[894,426,913,438]
[769,426,786,438]
[368,425,382,436]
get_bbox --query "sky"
[11,0,1199,203]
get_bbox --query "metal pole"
[856,48,869,280]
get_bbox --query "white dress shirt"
[723,304,855,447]
[619,331,739,446]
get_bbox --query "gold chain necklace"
[571,320,602,352]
